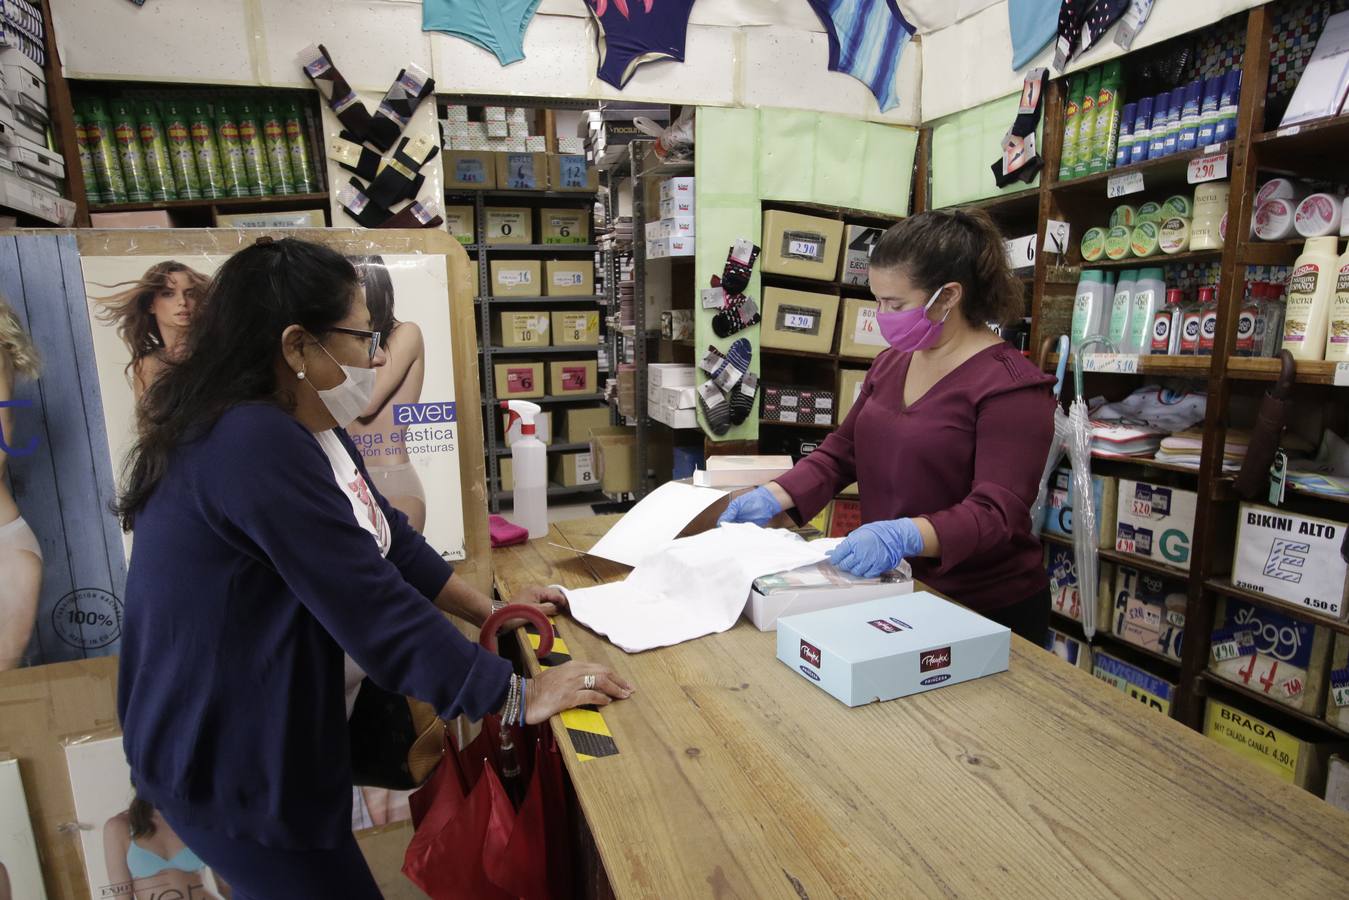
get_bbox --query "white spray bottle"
[501,399,548,539]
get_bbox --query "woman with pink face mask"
[720,208,1057,641]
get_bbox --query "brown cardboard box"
[496,151,549,190]
[762,209,844,280]
[838,368,868,422]
[540,207,589,244]
[484,207,533,244]
[499,457,514,491]
[444,150,498,189]
[563,405,611,444]
[544,259,595,297]
[553,451,596,487]
[761,287,840,354]
[89,210,175,227]
[494,361,545,399]
[490,260,542,297]
[838,297,887,359]
[551,310,600,346]
[498,310,551,347]
[549,153,598,192]
[443,205,475,246]
[590,425,637,493]
[549,359,599,395]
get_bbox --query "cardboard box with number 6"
[762,210,844,280]
[553,451,595,488]
[497,311,550,348]
[544,260,594,297]
[551,310,599,346]
[549,359,598,395]
[1114,480,1201,572]
[761,287,840,354]
[491,260,542,297]
[541,207,588,244]
[494,361,544,400]
[1233,503,1349,622]
[495,152,548,190]
[1208,596,1333,715]
[485,207,533,245]
[838,298,887,359]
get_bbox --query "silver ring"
[583,674,597,691]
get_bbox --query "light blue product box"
[1043,468,1117,548]
[776,592,1011,707]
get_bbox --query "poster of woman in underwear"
[92,261,208,401]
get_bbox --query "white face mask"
[308,341,376,428]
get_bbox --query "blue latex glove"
[828,519,925,578]
[717,486,782,527]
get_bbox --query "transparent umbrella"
[1030,335,1072,536]
[1068,338,1105,638]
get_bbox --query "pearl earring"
[297,369,306,380]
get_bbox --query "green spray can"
[72,110,104,204]
[1059,74,1085,180]
[110,101,151,203]
[261,100,296,195]
[235,100,272,197]
[161,101,201,200]
[83,98,128,204]
[213,102,249,198]
[1091,60,1124,174]
[136,102,176,201]
[283,99,318,193]
[187,102,225,199]
[1072,67,1101,179]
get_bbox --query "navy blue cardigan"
[118,403,511,849]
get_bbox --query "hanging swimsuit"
[586,0,698,90]
[422,0,543,66]
[126,841,206,879]
[805,0,916,113]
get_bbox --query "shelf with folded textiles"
[1224,357,1345,385]
[1043,353,1214,378]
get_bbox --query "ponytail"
[869,208,1023,327]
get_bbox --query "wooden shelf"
[1051,142,1234,197]
[936,186,1041,221]
[1199,672,1349,740]
[759,419,835,431]
[1086,248,1224,268]
[1039,535,1191,584]
[1204,579,1349,638]
[1049,611,1182,671]
[1045,353,1213,377]
[481,393,605,405]
[1225,357,1344,384]
[759,346,841,362]
[1088,455,1202,477]
[1252,115,1349,180]
[1235,239,1301,266]
[759,271,841,294]
[90,191,329,214]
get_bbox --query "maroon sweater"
[777,343,1056,612]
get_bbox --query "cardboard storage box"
[647,235,695,259]
[444,205,475,245]
[659,385,695,410]
[762,383,834,425]
[761,287,840,354]
[444,150,497,189]
[843,224,883,286]
[1111,565,1186,662]
[1114,480,1199,572]
[590,425,637,493]
[747,560,913,631]
[496,151,548,190]
[549,359,598,395]
[660,176,695,201]
[563,405,611,444]
[549,153,597,191]
[490,260,542,297]
[503,409,553,446]
[1046,628,1093,671]
[1205,698,1345,790]
[485,207,533,244]
[1092,651,1176,714]
[89,210,174,228]
[762,209,845,280]
[545,259,595,297]
[838,298,887,359]
[645,216,695,241]
[497,310,550,348]
[499,457,514,491]
[553,451,595,488]
[778,592,1011,707]
[1046,545,1115,628]
[649,363,697,388]
[837,368,868,423]
[651,402,698,429]
[493,361,545,399]
[1329,634,1349,733]
[541,207,589,244]
[214,209,326,228]
[658,194,695,219]
[1044,469,1119,549]
[552,310,599,345]
[1208,596,1333,716]
[1233,503,1349,622]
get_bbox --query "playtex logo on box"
[776,592,1010,707]
[1115,480,1197,571]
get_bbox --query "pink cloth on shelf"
[489,515,528,548]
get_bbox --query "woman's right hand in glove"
[525,661,633,725]
[717,485,784,527]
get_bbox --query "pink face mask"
[876,287,949,352]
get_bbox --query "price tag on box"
[1083,353,1140,374]
[1331,669,1349,708]
[1107,171,1145,198]
[1187,153,1229,184]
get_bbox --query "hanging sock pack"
[330,133,381,180]
[364,135,439,209]
[1054,0,1131,71]
[380,199,445,230]
[422,0,543,66]
[338,179,391,228]
[367,63,435,152]
[991,67,1049,188]
[298,44,372,141]
[805,0,915,112]
[586,0,698,89]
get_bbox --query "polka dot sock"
[697,380,731,436]
[729,372,758,426]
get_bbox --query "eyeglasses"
[326,326,382,362]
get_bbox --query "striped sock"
[697,381,731,436]
[730,372,758,426]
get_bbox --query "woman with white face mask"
[115,238,632,897]
[720,209,1057,642]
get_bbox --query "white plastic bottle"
[1282,235,1339,360]
[501,399,548,539]
[1107,269,1136,348]
[1327,243,1349,361]
[1128,267,1166,354]
[1071,269,1108,353]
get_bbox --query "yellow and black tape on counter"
[526,622,620,762]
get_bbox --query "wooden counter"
[494,516,1349,898]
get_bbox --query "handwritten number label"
[1083,353,1140,374]
[1107,171,1145,198]
[1187,153,1229,184]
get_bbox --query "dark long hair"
[351,255,397,348]
[870,208,1023,327]
[114,238,359,531]
[95,261,209,372]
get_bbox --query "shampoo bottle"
[1130,267,1166,354]
[1282,235,1339,360]
[1107,269,1137,348]
[501,400,548,539]
[1326,243,1349,361]
[1071,269,1107,352]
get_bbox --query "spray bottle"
[501,400,548,539]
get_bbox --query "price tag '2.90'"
[1187,153,1229,184]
